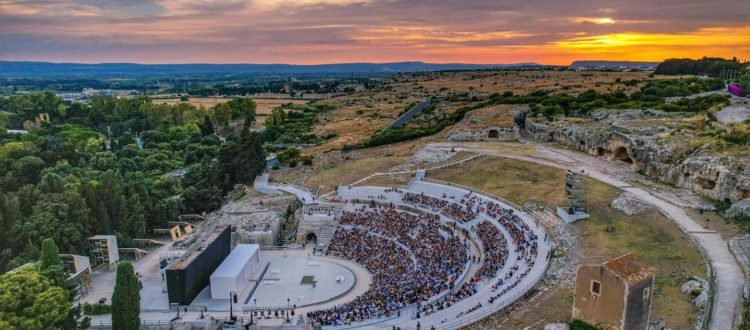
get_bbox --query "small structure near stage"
[572,254,657,330]
[557,170,590,222]
[89,235,119,271]
[166,226,232,305]
[296,204,341,246]
[210,244,260,299]
[60,254,92,297]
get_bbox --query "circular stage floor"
[251,253,356,308]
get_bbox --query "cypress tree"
[112,261,140,330]
[39,238,62,269]
[39,238,66,286]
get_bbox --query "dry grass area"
[151,97,308,114]
[254,99,309,114]
[428,156,705,329]
[270,139,424,190]
[312,92,424,150]
[304,70,666,151]
[353,150,479,188]
[428,157,565,207]
[390,70,657,95]
[303,156,410,194]
[356,172,414,188]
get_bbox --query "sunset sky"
[0,0,748,65]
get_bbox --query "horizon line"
[0,59,666,67]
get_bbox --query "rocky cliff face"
[525,110,750,205]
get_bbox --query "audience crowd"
[309,186,544,327]
[402,192,448,211]
[309,207,468,326]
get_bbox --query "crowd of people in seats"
[309,207,468,326]
[474,221,508,280]
[309,187,546,326]
[455,191,539,273]
[464,193,541,299]
[441,201,477,223]
[402,192,448,211]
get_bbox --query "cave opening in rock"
[612,146,633,164]
[488,129,499,138]
[736,188,750,200]
[596,147,605,157]
[306,232,317,245]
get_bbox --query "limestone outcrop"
[522,109,750,207]
[611,192,655,215]
[726,198,750,219]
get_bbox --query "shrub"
[82,302,112,315]
[277,147,301,163]
[569,319,605,330]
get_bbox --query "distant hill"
[570,60,660,70]
[0,61,543,77]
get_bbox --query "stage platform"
[250,254,356,308]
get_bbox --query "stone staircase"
[296,211,338,247]
[315,222,336,246]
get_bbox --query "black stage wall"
[166,225,231,305]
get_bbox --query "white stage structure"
[210,244,260,299]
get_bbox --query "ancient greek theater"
[78,169,552,330]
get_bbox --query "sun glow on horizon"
[575,17,617,25]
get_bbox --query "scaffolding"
[557,170,590,223]
[60,254,92,299]
[89,235,119,272]
[564,170,587,213]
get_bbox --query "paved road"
[429,141,745,330]
[382,99,431,131]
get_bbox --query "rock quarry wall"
[521,110,750,206]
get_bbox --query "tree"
[265,107,287,127]
[217,130,266,188]
[111,261,140,330]
[227,97,256,126]
[0,268,69,329]
[11,156,45,186]
[39,239,91,329]
[39,238,67,286]
[199,115,214,136]
[122,194,146,238]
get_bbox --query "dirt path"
[428,141,745,330]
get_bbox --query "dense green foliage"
[0,93,265,272]
[262,103,336,144]
[82,302,112,315]
[569,319,604,330]
[661,94,730,113]
[737,74,750,89]
[0,267,70,329]
[39,238,67,287]
[111,261,140,330]
[640,77,725,97]
[655,57,747,77]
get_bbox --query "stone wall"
[445,125,519,142]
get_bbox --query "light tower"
[556,170,590,222]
